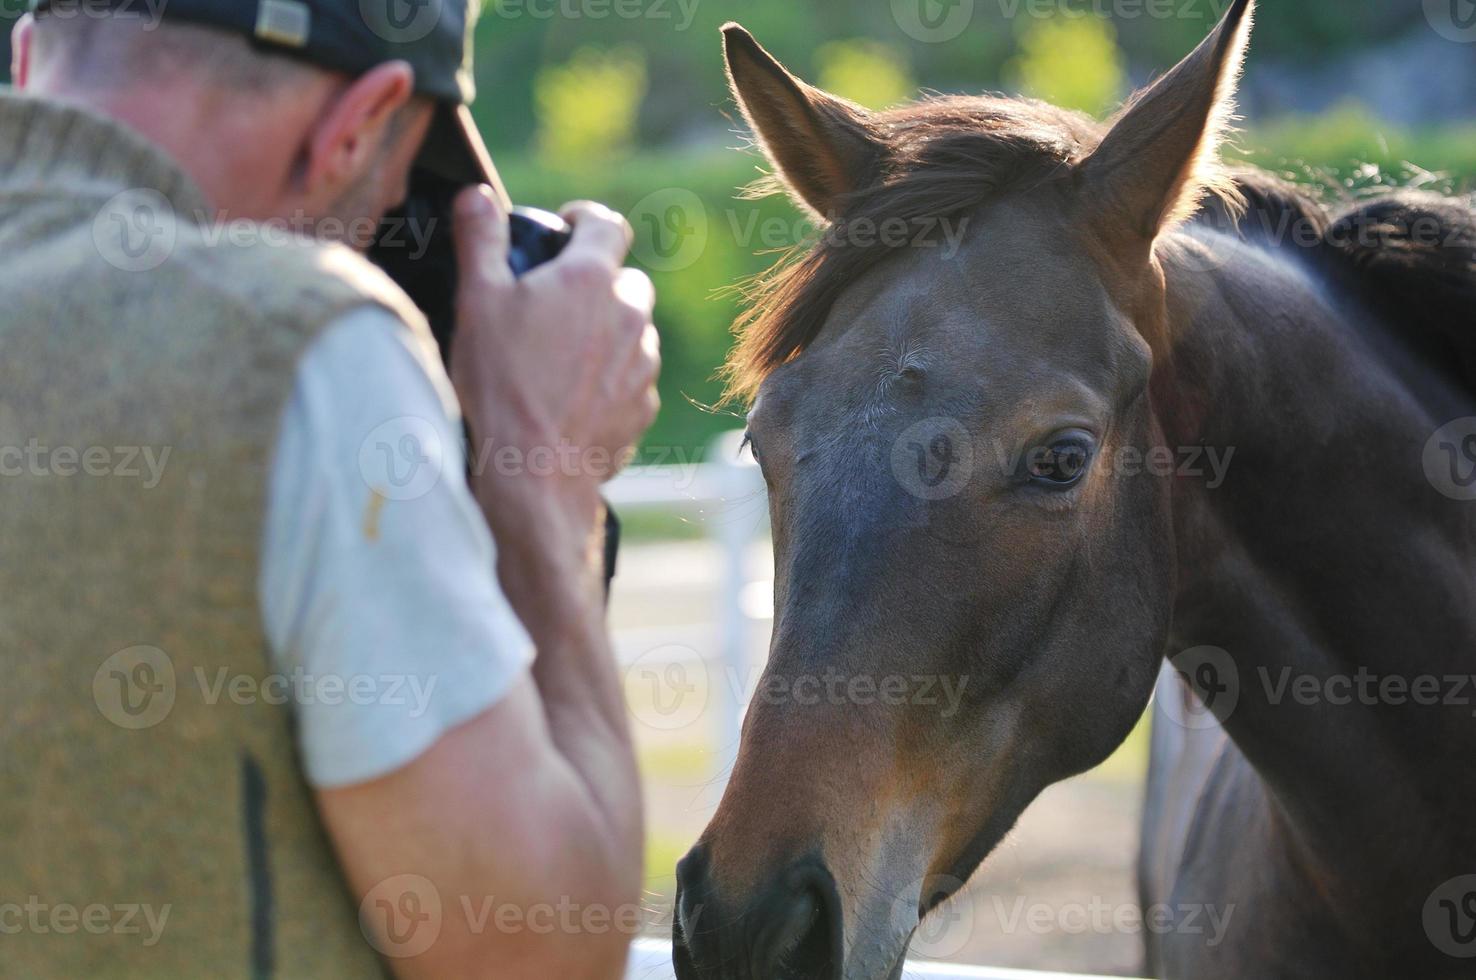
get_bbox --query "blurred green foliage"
[460,0,1430,156]
[1005,16,1125,116]
[534,45,648,162]
[815,39,915,111]
[0,0,1469,462]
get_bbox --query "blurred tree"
[1,12,14,83]
[816,39,915,111]
[534,45,649,164]
[1005,16,1125,117]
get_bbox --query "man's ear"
[722,23,888,219]
[1080,0,1255,243]
[12,13,35,90]
[303,60,416,195]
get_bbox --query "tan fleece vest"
[0,90,436,978]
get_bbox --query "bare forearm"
[481,481,644,863]
[320,677,642,980]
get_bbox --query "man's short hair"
[32,13,322,93]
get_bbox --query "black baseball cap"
[29,0,510,205]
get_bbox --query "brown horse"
[672,1,1476,977]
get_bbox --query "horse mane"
[720,94,1476,402]
[1199,168,1476,387]
[720,94,1104,404]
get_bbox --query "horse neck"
[1150,227,1476,873]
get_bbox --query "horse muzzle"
[672,843,843,980]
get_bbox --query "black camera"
[369,169,619,593]
[369,168,572,354]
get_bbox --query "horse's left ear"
[1081,0,1255,242]
[722,23,888,219]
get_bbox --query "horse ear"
[722,23,887,218]
[1081,0,1255,242]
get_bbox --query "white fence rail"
[605,430,767,754]
[625,939,1132,980]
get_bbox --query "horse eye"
[740,431,760,463]
[1028,435,1094,488]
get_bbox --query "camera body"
[369,169,572,356]
[369,169,617,592]
[509,207,573,277]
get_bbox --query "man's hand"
[319,184,653,979]
[447,185,660,553]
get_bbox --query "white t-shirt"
[259,306,534,789]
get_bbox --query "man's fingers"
[558,201,633,271]
[639,323,662,387]
[617,322,662,405]
[453,185,514,291]
[614,268,656,314]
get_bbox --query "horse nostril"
[672,845,711,979]
[673,848,842,980]
[756,863,842,980]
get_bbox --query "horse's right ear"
[1080,0,1255,244]
[722,24,888,219]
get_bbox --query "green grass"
[1236,107,1476,193]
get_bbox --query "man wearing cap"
[1,2,655,978]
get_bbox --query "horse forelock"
[719,94,1105,405]
[720,89,1476,408]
